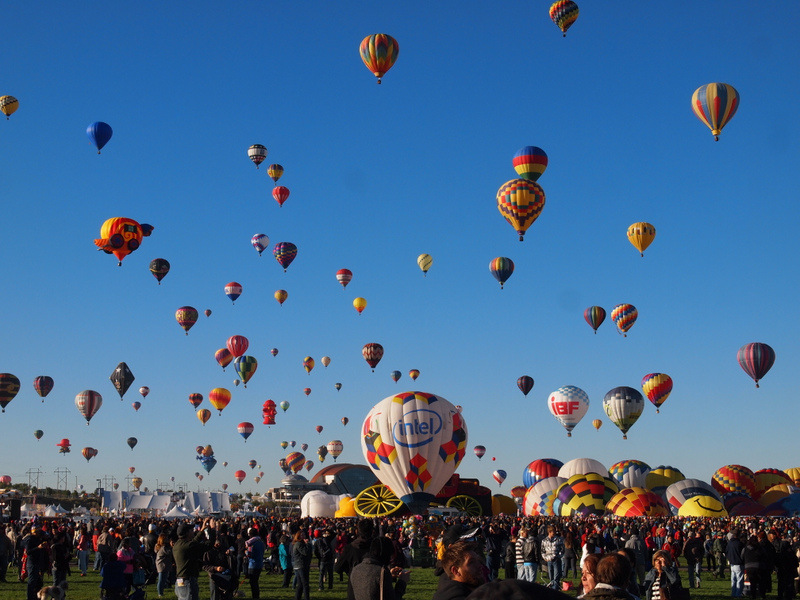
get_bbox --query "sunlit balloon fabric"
[583,306,605,334]
[627,222,656,257]
[646,466,685,497]
[227,335,249,358]
[0,95,19,119]
[754,468,793,499]
[549,0,579,36]
[273,242,297,272]
[496,179,546,241]
[75,390,102,424]
[362,343,384,371]
[641,373,672,413]
[691,83,740,141]
[558,458,607,479]
[678,495,728,517]
[522,458,563,488]
[523,476,566,516]
[94,217,153,265]
[417,254,433,276]
[665,479,721,515]
[233,356,257,387]
[712,464,756,497]
[607,488,670,517]
[553,473,619,517]
[336,269,352,288]
[737,342,775,388]
[548,385,589,436]
[611,303,637,336]
[361,391,467,513]
[359,34,399,84]
[267,164,283,183]
[602,386,644,439]
[492,470,507,486]
[608,459,651,489]
[489,257,514,289]
[248,144,267,168]
[273,186,290,207]
[512,146,548,182]
[286,451,305,474]
[251,234,269,255]
[208,388,231,414]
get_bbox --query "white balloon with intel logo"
[361,391,468,514]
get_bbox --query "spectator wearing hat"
[173,518,211,600]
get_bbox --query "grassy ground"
[0,563,746,600]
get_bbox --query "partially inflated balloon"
[209,388,231,414]
[417,254,433,276]
[33,376,54,400]
[273,242,297,272]
[496,179,545,241]
[87,121,113,153]
[359,34,399,84]
[267,164,283,183]
[584,306,606,334]
[691,83,740,141]
[547,385,589,436]
[512,146,548,181]
[176,306,198,335]
[362,343,384,371]
[549,1,579,36]
[602,387,644,439]
[489,257,514,289]
[627,222,656,257]
[362,391,467,514]
[517,376,534,396]
[75,390,102,424]
[737,343,775,388]
[641,373,672,412]
[611,304,637,336]
[248,144,267,168]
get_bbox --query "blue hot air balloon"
[87,122,113,154]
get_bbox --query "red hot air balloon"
[362,343,384,371]
[227,335,249,358]
[176,306,199,335]
[303,388,311,396]
[737,343,775,388]
[474,445,486,460]
[132,401,141,411]
[315,425,323,434]
[517,376,534,396]
[336,269,352,288]
[188,393,203,409]
[234,470,246,483]
[273,186,290,207]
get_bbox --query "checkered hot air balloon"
[607,488,670,517]
[496,179,545,241]
[547,386,589,437]
[553,473,618,517]
[523,476,566,516]
[602,387,645,439]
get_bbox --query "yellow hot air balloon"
[627,222,656,257]
[592,419,602,431]
[353,297,367,315]
[417,254,433,276]
[197,408,211,425]
[274,289,288,305]
[303,357,315,374]
[131,477,143,490]
[0,96,19,119]
[496,179,546,241]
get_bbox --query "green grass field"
[0,561,745,600]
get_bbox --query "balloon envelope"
[517,376,534,396]
[75,390,103,424]
[691,83,740,140]
[359,34,399,83]
[641,373,672,412]
[109,362,135,399]
[547,386,589,436]
[87,121,113,152]
[627,222,656,256]
[33,376,54,400]
[512,146,548,181]
[0,374,20,412]
[549,0,580,36]
[602,386,645,439]
[737,342,775,388]
[496,179,545,241]
[583,306,606,333]
[522,458,563,488]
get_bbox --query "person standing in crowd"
[96,526,116,573]
[682,530,704,588]
[713,532,727,579]
[291,529,312,600]
[581,553,638,600]
[49,529,72,589]
[741,535,763,599]
[432,540,486,600]
[624,528,647,588]
[203,533,234,600]
[642,550,682,600]
[348,536,409,600]
[279,532,293,588]
[520,528,541,584]
[0,526,12,583]
[541,526,566,590]
[116,536,136,594]
[24,531,48,600]
[727,530,745,598]
[173,519,211,600]
[775,537,799,600]
[759,531,777,599]
[154,533,173,598]
[75,524,91,577]
[313,529,335,591]
[245,528,265,600]
[481,522,506,582]
[336,519,374,579]
[564,531,579,580]
[504,532,517,580]
[703,534,716,575]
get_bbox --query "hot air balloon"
[592,419,602,431]
[204,309,212,317]
[362,343,384,371]
[304,461,314,472]
[262,400,277,425]
[665,479,721,515]
[359,34,399,84]
[109,363,134,399]
[233,356,257,388]
[335,383,342,392]
[301,443,308,452]
[280,441,289,450]
[353,297,367,315]
[280,401,290,412]
[737,342,775,388]
[512,146,548,182]
[607,488,670,517]
[517,376,534,396]
[132,401,141,411]
[273,186,290,207]
[286,452,305,474]
[712,465,756,497]
[234,470,246,483]
[273,242,297,272]
[209,388,231,414]
[493,470,507,486]
[327,440,343,461]
[197,409,211,425]
[127,437,138,450]
[57,439,71,454]
[0,95,19,119]
[549,0,579,36]
[646,466,686,498]
[522,458,563,488]
[33,376,54,401]
[267,164,283,183]
[608,460,652,489]
[627,222,656,257]
[362,391,467,514]
[553,473,619,517]
[227,335,249,358]
[602,387,645,439]
[408,370,420,381]
[691,83,740,141]
[472,445,486,460]
[417,254,433,276]
[237,422,254,442]
[303,388,311,396]
[75,390,102,424]
[320,356,331,368]
[224,282,242,304]
[128,466,136,474]
[523,476,566,516]
[221,483,228,491]
[34,430,43,441]
[138,386,149,399]
[584,306,606,334]
[248,460,257,470]
[341,417,349,426]
[303,357,315,374]
[94,218,153,265]
[188,393,203,409]
[149,258,170,284]
[251,234,269,256]
[391,370,401,383]
[641,373,672,412]
[176,306,199,335]
[489,257,514,289]
[270,289,288,306]
[82,447,97,462]
[496,179,545,241]
[87,121,113,153]
[753,469,793,500]
[558,458,608,479]
[271,348,279,357]
[547,385,589,436]
[336,269,353,289]
[611,303,637,336]
[315,425,323,434]
[317,446,328,462]
[248,144,267,168]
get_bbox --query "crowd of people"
[1,512,800,600]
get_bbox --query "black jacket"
[335,536,373,576]
[432,574,480,600]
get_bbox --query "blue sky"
[1,2,798,497]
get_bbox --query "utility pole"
[54,467,70,490]
[26,468,42,489]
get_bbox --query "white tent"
[43,506,59,517]
[163,505,193,519]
